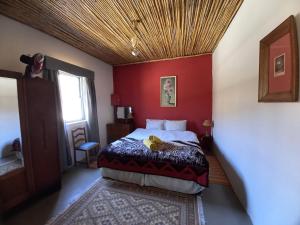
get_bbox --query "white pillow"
[165,120,187,131]
[146,119,165,130]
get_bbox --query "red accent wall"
[113,54,212,136]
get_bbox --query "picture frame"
[258,15,299,102]
[160,76,176,107]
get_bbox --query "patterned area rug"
[46,179,204,225]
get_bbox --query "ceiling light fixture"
[131,19,141,57]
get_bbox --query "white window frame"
[58,70,86,123]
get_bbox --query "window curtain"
[83,78,100,143]
[43,69,72,171]
[43,56,100,171]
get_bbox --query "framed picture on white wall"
[258,15,299,102]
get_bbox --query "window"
[58,70,85,122]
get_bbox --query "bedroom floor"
[0,167,252,225]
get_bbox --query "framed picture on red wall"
[160,76,176,107]
[258,15,299,102]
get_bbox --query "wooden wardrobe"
[0,71,61,213]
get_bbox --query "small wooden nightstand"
[107,122,134,144]
[200,135,213,153]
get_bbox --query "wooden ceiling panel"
[0,0,243,65]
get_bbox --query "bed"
[98,128,209,194]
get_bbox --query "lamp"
[130,19,141,57]
[202,119,213,136]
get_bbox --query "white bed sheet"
[126,128,199,143]
[101,168,205,194]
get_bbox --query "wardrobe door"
[0,72,30,213]
[25,78,61,194]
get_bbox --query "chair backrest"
[71,127,87,149]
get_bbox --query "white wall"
[0,77,21,158]
[212,0,300,225]
[0,15,114,146]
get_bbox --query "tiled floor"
[0,167,252,225]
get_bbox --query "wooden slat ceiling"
[0,0,243,65]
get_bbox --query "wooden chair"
[71,127,100,167]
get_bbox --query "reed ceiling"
[0,0,243,65]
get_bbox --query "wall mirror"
[0,73,24,176]
[116,106,133,119]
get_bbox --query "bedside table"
[200,135,213,154]
[107,123,134,144]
